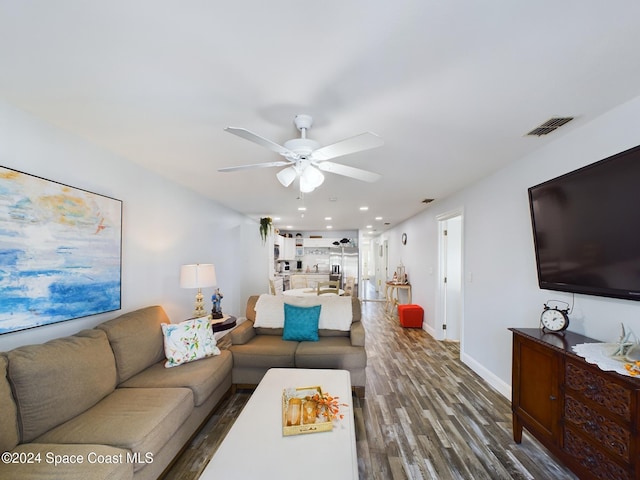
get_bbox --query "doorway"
[437,211,463,341]
[363,238,387,302]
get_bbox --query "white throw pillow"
[161,317,220,368]
[253,293,353,331]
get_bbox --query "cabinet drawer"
[563,427,631,480]
[565,360,631,421]
[564,394,631,463]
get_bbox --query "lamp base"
[193,289,207,318]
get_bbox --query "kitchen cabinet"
[279,236,296,260]
[304,238,340,248]
[510,328,640,480]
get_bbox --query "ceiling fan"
[219,114,383,193]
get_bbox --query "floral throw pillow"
[161,317,220,368]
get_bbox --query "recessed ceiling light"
[273,217,281,221]
[375,216,382,221]
[326,225,333,229]
[286,225,293,229]
[329,197,338,202]
[359,206,369,211]
[324,216,332,221]
[366,225,372,229]
[298,207,306,211]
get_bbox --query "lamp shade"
[300,165,325,193]
[180,264,217,289]
[276,166,297,187]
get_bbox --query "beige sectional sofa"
[0,306,232,480]
[229,295,366,397]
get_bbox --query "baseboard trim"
[460,351,511,401]
[423,322,437,338]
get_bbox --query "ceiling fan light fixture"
[300,165,324,193]
[299,178,314,193]
[276,166,297,187]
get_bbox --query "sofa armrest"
[350,321,365,347]
[229,319,256,345]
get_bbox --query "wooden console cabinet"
[511,328,640,480]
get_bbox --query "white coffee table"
[200,368,357,480]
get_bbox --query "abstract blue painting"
[0,166,122,334]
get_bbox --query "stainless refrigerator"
[329,247,358,291]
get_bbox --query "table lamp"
[180,263,217,317]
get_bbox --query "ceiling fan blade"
[225,127,292,156]
[310,132,383,161]
[316,161,381,183]
[218,161,291,173]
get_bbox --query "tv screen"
[528,144,640,301]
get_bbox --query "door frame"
[436,208,464,345]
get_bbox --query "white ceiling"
[2,1,640,235]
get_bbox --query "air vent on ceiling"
[422,198,434,204]
[526,117,574,136]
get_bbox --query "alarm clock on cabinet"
[540,302,570,332]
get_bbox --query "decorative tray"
[282,386,333,436]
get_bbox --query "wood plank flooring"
[163,300,578,480]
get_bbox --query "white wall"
[377,94,640,398]
[0,100,267,352]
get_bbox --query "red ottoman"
[398,304,423,328]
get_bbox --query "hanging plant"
[259,217,273,244]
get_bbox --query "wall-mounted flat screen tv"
[528,144,640,301]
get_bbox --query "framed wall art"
[0,166,122,334]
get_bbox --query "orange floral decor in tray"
[624,361,640,376]
[305,390,347,421]
[282,386,348,436]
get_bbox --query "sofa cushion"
[35,387,193,473]
[119,350,232,406]
[230,335,297,368]
[0,354,19,452]
[7,329,117,443]
[295,337,367,370]
[97,305,168,383]
[161,317,220,368]
[0,443,133,480]
[283,304,321,342]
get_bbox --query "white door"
[437,212,463,341]
[372,239,388,300]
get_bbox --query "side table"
[385,282,412,313]
[211,315,237,333]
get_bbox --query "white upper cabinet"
[280,236,296,260]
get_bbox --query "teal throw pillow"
[283,303,321,342]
